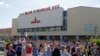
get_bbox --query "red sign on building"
[31,17,40,24]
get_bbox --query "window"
[63,11,67,17]
[61,19,67,31]
[84,24,97,31]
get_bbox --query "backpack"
[16,46,22,52]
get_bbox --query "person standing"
[43,47,52,56]
[7,44,16,56]
[96,46,100,56]
[60,46,70,56]
[38,48,44,56]
[22,40,26,56]
[16,42,22,56]
[32,45,38,56]
[26,43,32,56]
[52,45,60,56]
[71,42,77,56]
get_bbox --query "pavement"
[0,51,3,56]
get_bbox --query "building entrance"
[38,36,47,40]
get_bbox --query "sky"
[0,0,100,29]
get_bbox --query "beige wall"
[12,6,100,36]
[67,6,100,35]
[11,18,20,36]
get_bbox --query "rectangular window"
[63,11,67,17]
[84,24,97,31]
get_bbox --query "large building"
[11,5,100,40]
[0,28,12,40]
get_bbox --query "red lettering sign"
[46,7,50,10]
[52,5,59,9]
[29,11,32,14]
[31,17,40,24]
[25,12,28,15]
[23,5,60,15]
[25,11,32,15]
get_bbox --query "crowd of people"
[4,38,100,56]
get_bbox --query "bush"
[89,37,100,46]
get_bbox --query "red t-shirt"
[26,47,32,54]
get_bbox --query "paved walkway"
[0,51,3,56]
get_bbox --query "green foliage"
[89,37,100,45]
[4,37,10,43]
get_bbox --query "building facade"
[0,28,12,40]
[12,6,100,40]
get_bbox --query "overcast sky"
[0,0,100,29]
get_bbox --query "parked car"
[0,41,5,51]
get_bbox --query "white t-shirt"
[38,52,44,56]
